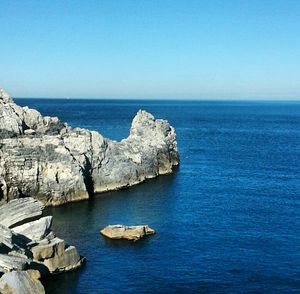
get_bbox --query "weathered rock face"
[0,88,179,206]
[12,216,53,241]
[100,225,155,241]
[0,198,44,228]
[0,270,45,294]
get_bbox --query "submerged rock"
[100,225,155,241]
[0,270,45,294]
[0,88,179,206]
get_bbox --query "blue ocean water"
[16,99,300,293]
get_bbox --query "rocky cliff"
[0,89,179,206]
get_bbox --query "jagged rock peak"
[0,88,13,103]
[0,88,67,138]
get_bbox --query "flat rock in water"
[100,225,155,241]
[0,198,44,228]
[0,270,45,294]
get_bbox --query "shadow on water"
[42,268,83,294]
[101,234,153,249]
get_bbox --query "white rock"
[0,198,44,228]
[0,89,13,103]
[0,224,14,250]
[0,254,30,272]
[0,270,45,294]
[24,129,36,135]
[12,216,53,241]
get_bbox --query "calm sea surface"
[16,99,300,293]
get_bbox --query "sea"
[15,98,300,294]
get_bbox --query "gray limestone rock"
[0,198,44,228]
[0,254,30,273]
[0,270,45,294]
[0,197,85,291]
[43,245,84,273]
[0,225,29,253]
[0,224,14,250]
[12,216,53,241]
[0,88,179,206]
[31,237,64,260]
[0,197,85,273]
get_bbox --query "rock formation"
[0,88,179,206]
[0,197,85,293]
[0,270,45,294]
[100,225,155,241]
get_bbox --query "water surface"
[16,99,300,293]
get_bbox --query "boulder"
[0,198,44,228]
[0,225,29,252]
[31,237,64,260]
[12,216,53,241]
[43,246,84,273]
[0,224,14,250]
[0,254,30,273]
[100,225,155,241]
[0,89,13,103]
[0,270,45,294]
[24,129,36,135]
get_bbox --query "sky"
[0,0,300,99]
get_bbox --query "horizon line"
[14,97,300,102]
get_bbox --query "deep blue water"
[16,99,300,293]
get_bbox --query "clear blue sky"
[1,0,300,99]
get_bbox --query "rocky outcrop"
[100,225,155,241]
[43,245,82,273]
[0,270,45,294]
[0,197,85,292]
[0,88,179,206]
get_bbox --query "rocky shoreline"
[0,88,179,206]
[0,88,179,293]
[0,197,85,293]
